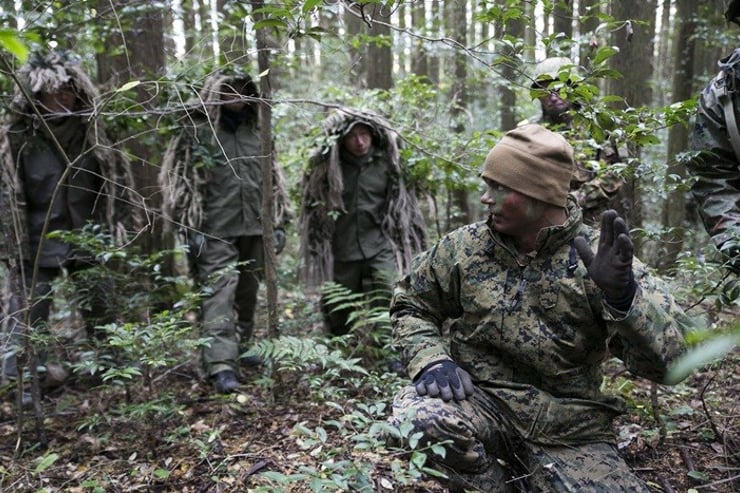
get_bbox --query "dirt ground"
[0,295,738,492]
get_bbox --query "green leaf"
[666,334,740,384]
[592,46,618,65]
[34,453,59,474]
[302,0,323,13]
[0,30,28,62]
[687,470,708,481]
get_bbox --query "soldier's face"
[342,124,373,157]
[221,84,247,112]
[38,84,77,114]
[481,179,543,236]
[539,91,572,118]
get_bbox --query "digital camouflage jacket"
[689,47,740,256]
[391,199,690,445]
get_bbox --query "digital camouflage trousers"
[391,385,650,492]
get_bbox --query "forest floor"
[0,292,738,493]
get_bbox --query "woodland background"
[0,1,738,492]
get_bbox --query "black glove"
[574,210,636,308]
[414,360,475,402]
[274,228,286,254]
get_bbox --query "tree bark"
[446,0,471,230]
[96,0,166,257]
[365,3,393,90]
[250,1,279,338]
[660,0,698,272]
[607,0,657,254]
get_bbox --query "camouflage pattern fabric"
[392,386,651,492]
[390,199,690,490]
[689,47,740,268]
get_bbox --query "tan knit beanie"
[481,124,574,207]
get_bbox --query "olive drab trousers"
[191,235,263,376]
[322,248,396,336]
[1,263,115,381]
[391,385,651,492]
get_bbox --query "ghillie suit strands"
[299,108,427,286]
[159,72,290,237]
[0,51,142,264]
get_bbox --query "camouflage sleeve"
[601,258,691,383]
[390,234,464,379]
[688,76,740,254]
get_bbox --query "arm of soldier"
[601,262,691,384]
[688,89,740,258]
[390,240,462,381]
[574,212,690,383]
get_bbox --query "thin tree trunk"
[660,0,698,272]
[608,0,657,255]
[497,0,524,131]
[96,0,166,258]
[366,3,393,90]
[411,1,428,78]
[344,3,366,88]
[250,1,278,339]
[447,0,471,230]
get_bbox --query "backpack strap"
[716,70,740,161]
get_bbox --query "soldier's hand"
[274,228,286,254]
[574,210,636,305]
[414,360,475,402]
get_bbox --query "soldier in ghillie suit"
[0,51,140,399]
[523,57,627,225]
[159,71,290,394]
[299,108,426,336]
[389,124,691,492]
[687,0,740,274]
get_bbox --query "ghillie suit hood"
[299,108,427,286]
[0,51,141,262]
[159,71,290,235]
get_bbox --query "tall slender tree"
[96,0,166,255]
[607,0,657,250]
[660,0,698,272]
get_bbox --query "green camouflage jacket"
[689,47,740,257]
[159,73,289,240]
[391,199,690,445]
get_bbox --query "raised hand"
[574,210,636,303]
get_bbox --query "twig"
[657,474,676,493]
[693,472,740,489]
[679,446,699,484]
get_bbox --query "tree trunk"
[344,3,366,88]
[578,0,600,64]
[607,0,657,255]
[250,1,279,339]
[428,0,441,85]
[497,0,524,131]
[446,0,471,230]
[217,0,250,66]
[365,3,393,90]
[96,0,166,257]
[660,0,698,272]
[411,1,428,78]
[552,0,573,47]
